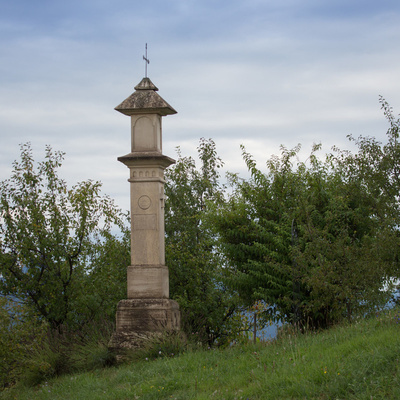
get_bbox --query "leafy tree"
[212,145,301,325]
[0,144,127,330]
[290,146,390,326]
[165,138,238,345]
[213,122,396,329]
[333,96,400,278]
[73,227,130,326]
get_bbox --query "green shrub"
[0,300,117,390]
[0,298,48,389]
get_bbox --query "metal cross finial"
[143,43,150,78]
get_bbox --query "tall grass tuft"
[126,330,189,362]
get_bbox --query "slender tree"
[165,138,238,345]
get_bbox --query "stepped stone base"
[109,298,180,352]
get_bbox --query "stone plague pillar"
[109,77,180,351]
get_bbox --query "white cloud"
[0,0,400,212]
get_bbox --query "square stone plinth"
[109,298,180,351]
[127,265,169,299]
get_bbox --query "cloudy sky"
[1,0,400,212]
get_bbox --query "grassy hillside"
[2,308,400,400]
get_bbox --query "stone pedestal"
[109,299,180,350]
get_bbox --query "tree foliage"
[213,100,400,329]
[0,144,128,330]
[165,138,238,345]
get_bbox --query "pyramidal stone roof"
[115,77,177,116]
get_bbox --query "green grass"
[2,309,400,400]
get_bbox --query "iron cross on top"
[143,43,150,78]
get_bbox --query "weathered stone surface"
[109,299,180,351]
[117,156,174,267]
[115,78,177,116]
[134,77,159,91]
[127,265,169,299]
[118,153,175,166]
[110,76,180,355]
[115,299,180,331]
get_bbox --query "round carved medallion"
[138,195,151,210]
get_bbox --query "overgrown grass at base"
[2,308,400,399]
